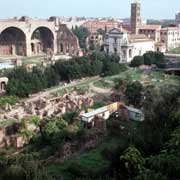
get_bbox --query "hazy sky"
[0,0,179,20]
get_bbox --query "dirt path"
[90,83,112,94]
[25,76,101,103]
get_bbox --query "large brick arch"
[0,26,27,56]
[30,26,55,40]
[0,18,80,57]
[0,25,28,37]
[30,26,55,54]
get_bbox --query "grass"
[103,69,180,88]
[0,96,19,107]
[91,101,106,109]
[22,59,43,65]
[104,69,143,82]
[169,74,180,83]
[168,47,180,54]
[53,77,98,94]
[50,69,179,98]
[22,54,45,61]
[0,119,17,127]
[94,79,114,89]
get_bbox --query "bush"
[130,56,144,67]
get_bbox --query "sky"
[0,0,179,20]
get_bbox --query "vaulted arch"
[31,26,54,54]
[0,27,26,56]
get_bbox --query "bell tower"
[131,1,141,34]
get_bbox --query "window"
[129,49,132,58]
[106,48,109,54]
[135,113,141,119]
[60,44,63,52]
[114,37,117,44]
[123,50,126,57]
[139,50,142,55]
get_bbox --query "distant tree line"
[6,53,127,98]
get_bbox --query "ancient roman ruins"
[0,16,81,57]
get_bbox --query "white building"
[104,28,155,63]
[161,27,180,51]
[82,106,110,123]
[81,102,144,123]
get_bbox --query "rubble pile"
[0,92,94,120]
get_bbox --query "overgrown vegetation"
[0,96,19,107]
[6,53,127,97]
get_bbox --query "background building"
[176,13,180,25]
[139,25,162,43]
[160,27,180,51]
[130,2,180,52]
[86,33,104,49]
[104,28,154,63]
[82,20,122,33]
[131,2,141,34]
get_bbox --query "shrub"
[130,56,144,67]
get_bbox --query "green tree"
[72,26,89,49]
[97,28,106,36]
[89,43,95,51]
[120,147,145,179]
[125,81,143,106]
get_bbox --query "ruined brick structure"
[57,24,81,56]
[0,122,25,148]
[0,93,94,120]
[0,16,81,57]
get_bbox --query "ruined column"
[53,35,58,55]
[26,35,32,56]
